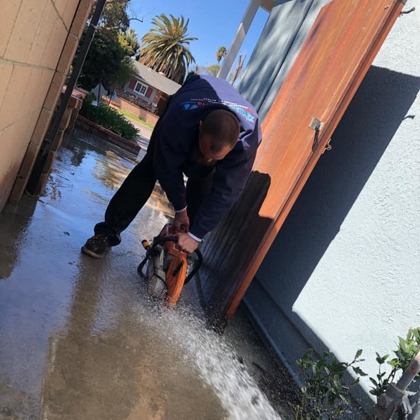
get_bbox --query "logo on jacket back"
[181,99,255,122]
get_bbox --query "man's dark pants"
[94,118,212,246]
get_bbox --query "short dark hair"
[201,109,240,153]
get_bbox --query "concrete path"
[123,115,154,153]
[0,134,288,420]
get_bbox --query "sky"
[128,0,269,71]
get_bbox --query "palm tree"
[139,14,197,83]
[216,46,227,63]
[123,28,140,57]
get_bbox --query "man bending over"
[82,75,262,258]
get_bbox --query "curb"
[76,115,141,153]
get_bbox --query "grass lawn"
[118,109,155,129]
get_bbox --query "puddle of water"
[136,297,282,420]
[61,133,283,419]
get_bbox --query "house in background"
[116,60,181,116]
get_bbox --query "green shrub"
[294,328,420,419]
[80,92,139,141]
[295,349,366,419]
[369,327,420,397]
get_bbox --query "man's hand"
[177,232,199,253]
[174,209,190,232]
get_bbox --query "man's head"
[194,110,240,165]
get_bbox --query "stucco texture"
[244,0,420,407]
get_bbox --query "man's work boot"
[81,234,112,259]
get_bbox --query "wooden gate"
[199,0,406,327]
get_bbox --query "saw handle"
[137,235,202,285]
[137,236,178,278]
[185,247,203,285]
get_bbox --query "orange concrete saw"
[137,224,202,307]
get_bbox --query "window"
[134,81,148,96]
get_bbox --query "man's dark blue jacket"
[153,75,262,240]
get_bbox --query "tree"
[89,0,130,31]
[78,29,134,90]
[113,56,137,85]
[216,46,227,63]
[77,1,139,90]
[118,28,140,57]
[139,14,197,83]
[88,0,144,31]
[125,28,140,56]
[203,64,220,77]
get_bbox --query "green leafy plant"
[295,349,367,419]
[293,329,420,420]
[369,327,420,397]
[80,93,139,141]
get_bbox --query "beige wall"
[0,0,92,210]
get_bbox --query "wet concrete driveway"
[0,134,284,420]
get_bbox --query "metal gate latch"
[309,117,323,131]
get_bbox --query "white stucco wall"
[244,0,420,410]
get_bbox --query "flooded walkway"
[0,133,287,419]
